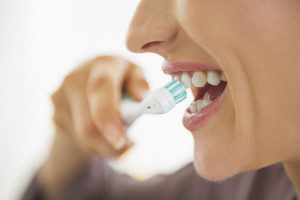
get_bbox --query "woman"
[23,0,300,199]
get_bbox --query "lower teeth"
[189,99,213,113]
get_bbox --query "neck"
[284,161,300,198]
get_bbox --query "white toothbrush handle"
[120,88,179,125]
[120,98,143,125]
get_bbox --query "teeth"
[202,99,213,107]
[196,100,203,112]
[189,99,213,114]
[191,71,207,88]
[196,99,212,112]
[172,70,224,89]
[181,72,191,88]
[173,75,180,81]
[189,102,197,113]
[207,71,221,86]
[221,72,227,82]
[173,70,225,114]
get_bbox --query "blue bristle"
[169,83,183,94]
[164,80,187,105]
[164,80,177,89]
[176,95,187,104]
[174,90,187,101]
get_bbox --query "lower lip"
[183,89,227,132]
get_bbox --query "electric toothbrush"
[120,80,187,125]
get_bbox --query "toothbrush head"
[141,80,187,114]
[164,80,187,104]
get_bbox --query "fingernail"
[115,137,127,150]
[105,124,126,150]
[119,142,135,158]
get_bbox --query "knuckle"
[129,64,147,81]
[63,72,76,85]
[91,56,119,69]
[52,113,60,125]
[63,70,87,89]
[92,55,116,63]
[52,114,67,132]
[63,72,79,86]
[129,62,143,73]
[137,80,149,90]
[51,92,58,104]
[51,89,62,105]
[63,63,91,87]
[132,75,147,84]
[91,56,132,74]
[128,76,149,90]
[87,74,115,93]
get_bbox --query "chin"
[191,122,260,182]
[193,147,241,182]
[190,112,250,182]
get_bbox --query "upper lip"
[162,61,222,75]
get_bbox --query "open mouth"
[163,62,228,131]
[172,71,227,114]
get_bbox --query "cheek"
[190,92,258,181]
[175,0,237,50]
[175,0,262,58]
[175,0,215,48]
[176,0,300,180]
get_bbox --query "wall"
[0,1,193,199]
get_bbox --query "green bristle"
[175,95,187,104]
[169,83,183,94]
[164,80,187,105]
[164,80,177,89]
[174,90,187,101]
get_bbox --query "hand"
[51,55,149,157]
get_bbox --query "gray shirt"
[23,157,296,200]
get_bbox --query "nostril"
[141,41,162,50]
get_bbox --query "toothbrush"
[120,80,187,125]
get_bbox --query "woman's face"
[127,0,300,181]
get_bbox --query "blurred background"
[0,0,193,199]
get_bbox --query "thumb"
[125,64,149,102]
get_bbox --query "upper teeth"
[174,70,227,88]
[173,75,180,81]
[181,72,192,88]
[207,71,221,86]
[192,71,206,87]
[172,70,227,114]
[221,72,227,82]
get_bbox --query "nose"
[126,1,178,56]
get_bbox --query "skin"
[39,56,149,198]
[39,0,300,199]
[127,0,300,196]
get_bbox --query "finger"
[67,93,123,156]
[65,84,118,156]
[87,69,129,150]
[51,88,73,134]
[66,87,99,148]
[117,140,134,157]
[125,63,149,101]
[88,135,134,158]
